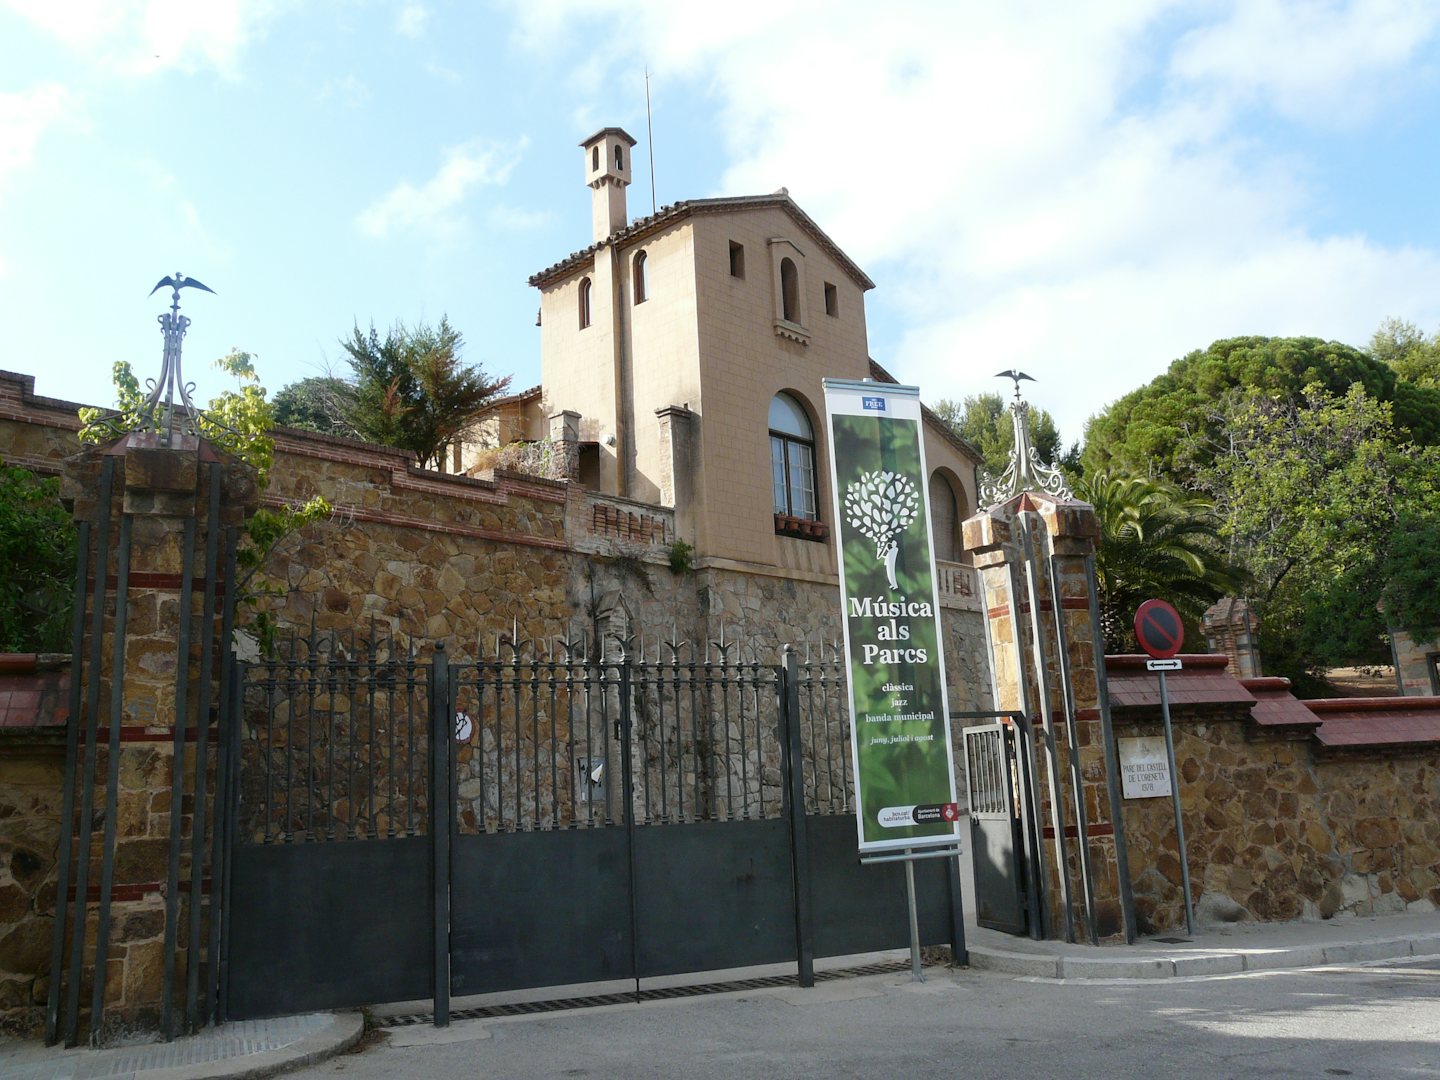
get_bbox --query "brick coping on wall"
[1103,653,1440,753]
[0,653,71,730]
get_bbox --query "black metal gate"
[962,717,1041,938]
[223,632,965,1022]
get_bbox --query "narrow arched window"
[929,473,959,562]
[578,277,592,329]
[592,145,599,171]
[770,392,817,520]
[615,145,624,170]
[633,250,648,304]
[780,257,799,323]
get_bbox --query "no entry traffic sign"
[1134,599,1184,660]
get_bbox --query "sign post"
[1133,599,1194,935]
[823,379,962,979]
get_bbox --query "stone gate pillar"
[49,434,255,1044]
[963,491,1133,943]
[1202,598,1262,679]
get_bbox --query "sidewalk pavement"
[0,1012,363,1080]
[966,908,1440,980]
[3,910,1437,1079]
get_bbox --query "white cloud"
[502,0,1440,438]
[395,1,429,39]
[1171,0,1440,125]
[3,0,278,77]
[0,82,83,187]
[318,74,371,109]
[487,204,556,231]
[425,61,463,85]
[357,139,526,241]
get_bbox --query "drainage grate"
[1150,937,1192,944]
[378,958,921,1027]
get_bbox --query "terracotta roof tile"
[528,194,876,291]
[0,657,70,729]
[1308,697,1440,748]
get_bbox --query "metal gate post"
[779,647,814,988]
[428,643,452,1027]
[43,519,89,1046]
[1085,555,1137,943]
[946,853,968,965]
[618,647,640,999]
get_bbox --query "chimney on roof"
[581,127,636,243]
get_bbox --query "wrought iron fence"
[237,629,432,843]
[237,631,858,844]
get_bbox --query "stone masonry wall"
[0,732,65,1037]
[1114,710,1440,934]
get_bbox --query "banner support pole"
[903,849,924,982]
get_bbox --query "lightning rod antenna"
[645,66,658,215]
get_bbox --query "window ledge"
[774,513,828,542]
[773,319,809,345]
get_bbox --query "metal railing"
[236,632,858,843]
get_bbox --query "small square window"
[824,282,838,317]
[729,241,745,279]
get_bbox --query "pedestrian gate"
[221,634,965,1021]
[962,719,1040,937]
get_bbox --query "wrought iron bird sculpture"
[994,369,1035,401]
[149,273,216,299]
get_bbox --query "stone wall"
[0,370,83,477]
[1108,658,1440,934]
[0,656,67,1038]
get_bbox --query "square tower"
[580,127,637,242]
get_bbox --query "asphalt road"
[289,956,1440,1080]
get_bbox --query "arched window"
[780,257,799,323]
[578,277,592,329]
[928,473,960,562]
[592,145,599,171]
[770,392,817,520]
[633,250,648,304]
[615,145,624,170]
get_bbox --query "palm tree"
[1075,471,1246,652]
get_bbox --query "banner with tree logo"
[822,379,959,853]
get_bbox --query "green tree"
[1082,336,1440,484]
[0,461,76,652]
[931,392,1073,476]
[1370,317,1440,389]
[1074,470,1243,652]
[80,351,278,484]
[272,375,359,437]
[341,317,509,470]
[1188,383,1440,689]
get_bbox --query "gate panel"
[795,650,961,956]
[450,829,632,995]
[228,839,431,1018]
[805,814,958,956]
[964,723,1028,935]
[226,635,435,1019]
[633,819,795,977]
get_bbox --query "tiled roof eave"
[528,195,876,292]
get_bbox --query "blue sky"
[3,0,1439,446]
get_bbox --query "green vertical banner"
[823,379,959,853]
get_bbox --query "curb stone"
[143,1013,365,1080]
[968,930,1438,982]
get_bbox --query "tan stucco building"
[471,126,984,580]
